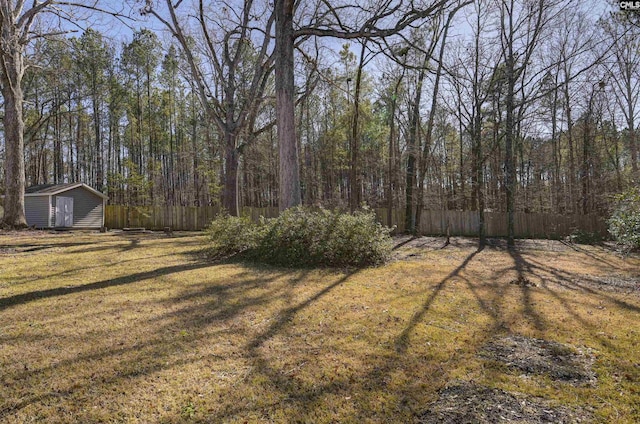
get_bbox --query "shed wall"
[25,196,52,228]
[52,187,104,228]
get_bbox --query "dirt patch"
[419,334,596,423]
[391,235,639,255]
[509,276,538,287]
[479,335,596,385]
[393,236,478,251]
[417,381,593,424]
[392,236,590,253]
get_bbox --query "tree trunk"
[550,82,560,213]
[387,79,400,228]
[505,67,516,246]
[504,10,516,247]
[469,102,484,245]
[416,3,462,230]
[627,104,638,177]
[457,86,466,211]
[222,131,239,216]
[405,69,425,234]
[275,0,301,211]
[582,104,591,215]
[564,85,576,213]
[349,42,366,212]
[54,90,64,184]
[92,89,103,192]
[0,45,27,228]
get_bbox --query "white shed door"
[55,197,74,227]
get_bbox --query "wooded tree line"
[19,28,213,207]
[0,0,638,242]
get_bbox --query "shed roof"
[24,183,108,199]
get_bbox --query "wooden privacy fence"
[105,205,279,231]
[373,209,608,239]
[105,205,608,239]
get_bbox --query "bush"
[251,207,333,266]
[321,209,393,267]
[568,229,602,245]
[206,207,393,267]
[252,206,392,267]
[205,213,262,257]
[608,187,640,252]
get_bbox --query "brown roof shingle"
[25,183,80,194]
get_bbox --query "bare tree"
[403,35,431,234]
[288,0,450,212]
[497,0,559,245]
[415,1,471,233]
[442,0,501,246]
[602,14,640,178]
[348,40,370,212]
[0,0,30,227]
[143,0,275,215]
[143,0,449,212]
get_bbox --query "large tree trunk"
[386,80,400,228]
[503,8,516,247]
[550,81,560,213]
[472,4,485,247]
[505,65,516,246]
[1,45,27,228]
[405,69,425,234]
[473,109,485,247]
[222,132,239,216]
[275,0,301,211]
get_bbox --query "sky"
[48,0,620,51]
[47,0,164,44]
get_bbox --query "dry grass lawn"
[0,231,638,423]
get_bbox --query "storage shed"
[22,183,107,229]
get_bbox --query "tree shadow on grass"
[246,269,359,351]
[0,263,300,420]
[559,240,621,268]
[392,235,418,250]
[2,231,330,420]
[204,270,365,421]
[230,248,556,423]
[0,261,216,311]
[205,246,639,422]
[508,249,640,314]
[66,234,205,255]
[394,249,482,353]
[505,247,548,332]
[503,247,639,354]
[4,242,636,423]
[206,251,487,422]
